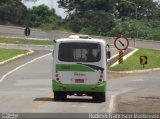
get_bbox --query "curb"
[109,68,160,74]
[110,48,139,67]
[0,50,34,65]
[108,88,133,113]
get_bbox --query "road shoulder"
[114,88,160,113]
[0,50,34,65]
[0,50,51,82]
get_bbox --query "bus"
[52,35,111,102]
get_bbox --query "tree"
[0,0,28,25]
[116,0,159,20]
[58,0,116,34]
[80,11,115,35]
[28,5,62,28]
[58,0,116,15]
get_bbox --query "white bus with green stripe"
[52,35,111,102]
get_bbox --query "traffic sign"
[140,56,147,65]
[24,27,30,36]
[114,35,129,50]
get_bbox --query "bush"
[71,22,82,33]
[108,18,160,40]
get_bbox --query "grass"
[109,48,160,71]
[0,37,53,45]
[0,48,28,62]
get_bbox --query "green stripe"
[52,80,106,92]
[56,64,94,72]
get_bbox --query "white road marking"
[0,53,51,83]
[131,79,144,82]
[108,88,133,113]
[108,95,117,113]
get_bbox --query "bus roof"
[55,35,107,45]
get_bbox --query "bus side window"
[69,49,74,59]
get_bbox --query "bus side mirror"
[106,51,111,59]
[106,44,111,59]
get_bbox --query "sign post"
[118,50,124,64]
[114,35,129,64]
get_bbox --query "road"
[0,25,160,116]
[0,25,160,50]
[0,25,73,40]
[1,52,159,114]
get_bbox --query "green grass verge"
[0,48,29,62]
[109,48,160,71]
[0,37,53,45]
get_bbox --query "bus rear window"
[58,43,101,62]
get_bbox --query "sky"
[22,0,67,18]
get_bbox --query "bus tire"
[54,92,66,101]
[92,92,106,102]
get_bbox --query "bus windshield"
[58,43,101,62]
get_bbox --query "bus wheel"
[54,92,66,101]
[92,92,106,102]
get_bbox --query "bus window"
[58,43,101,62]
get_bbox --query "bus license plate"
[75,79,84,83]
